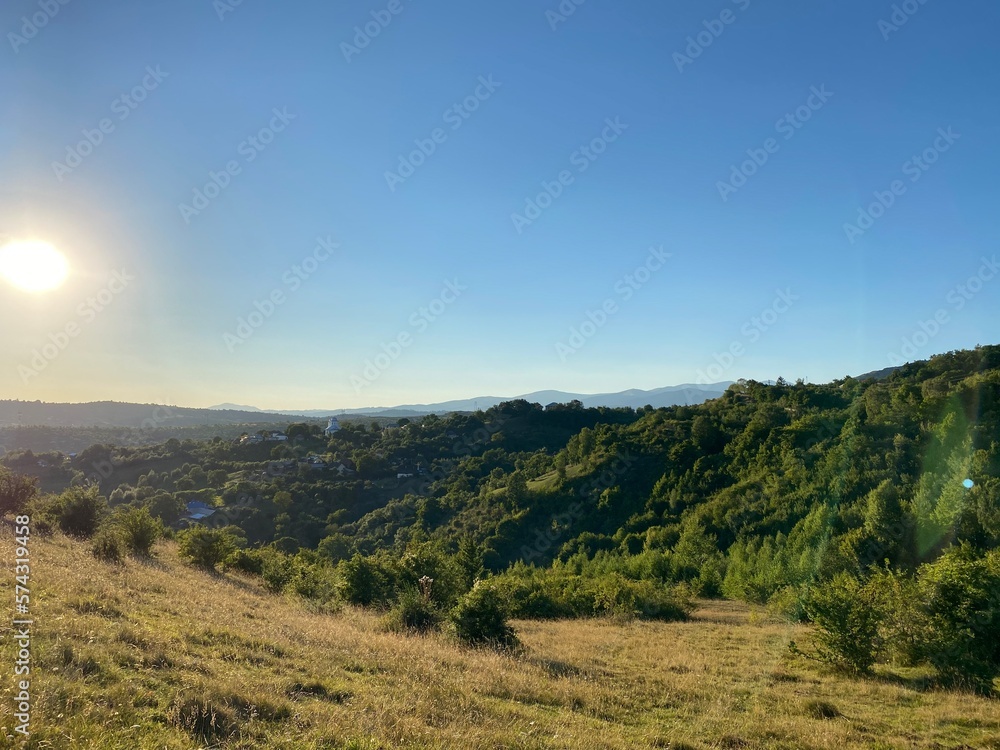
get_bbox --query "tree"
[286,423,311,441]
[456,537,485,589]
[0,468,37,517]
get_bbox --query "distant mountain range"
[0,384,732,429]
[210,384,735,418]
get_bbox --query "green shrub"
[287,555,338,601]
[177,526,241,571]
[399,542,466,608]
[45,486,107,538]
[491,568,692,622]
[803,573,881,673]
[91,526,127,563]
[384,588,442,634]
[227,548,266,577]
[0,468,37,517]
[913,545,1000,694]
[449,581,518,649]
[338,554,398,607]
[112,505,163,556]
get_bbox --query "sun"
[0,240,70,292]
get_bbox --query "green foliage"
[399,542,466,608]
[286,552,338,601]
[111,505,163,556]
[0,467,37,517]
[802,573,881,673]
[90,525,127,563]
[44,485,107,538]
[178,526,241,571]
[456,537,485,589]
[337,553,398,607]
[911,545,1000,694]
[491,565,692,622]
[449,581,518,649]
[384,587,443,633]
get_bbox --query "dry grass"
[1,528,998,749]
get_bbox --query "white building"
[325,417,341,436]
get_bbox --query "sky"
[1,0,998,410]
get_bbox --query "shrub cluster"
[803,545,1000,694]
[492,565,694,622]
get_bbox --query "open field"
[0,528,997,749]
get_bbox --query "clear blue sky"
[1,0,997,409]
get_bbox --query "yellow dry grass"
[0,527,997,749]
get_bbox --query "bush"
[46,486,107,538]
[802,573,881,673]
[112,505,163,556]
[449,581,518,649]
[913,545,1000,694]
[384,588,442,634]
[287,555,338,601]
[0,468,37,517]
[399,542,466,608]
[91,526,127,563]
[227,547,296,592]
[491,568,692,622]
[227,548,266,577]
[177,526,241,571]
[338,554,398,607]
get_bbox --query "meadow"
[1,528,997,749]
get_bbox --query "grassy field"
[0,527,997,749]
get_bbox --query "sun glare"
[0,240,70,292]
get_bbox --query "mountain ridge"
[208,383,735,417]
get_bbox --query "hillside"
[2,530,998,749]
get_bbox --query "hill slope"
[1,530,998,749]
